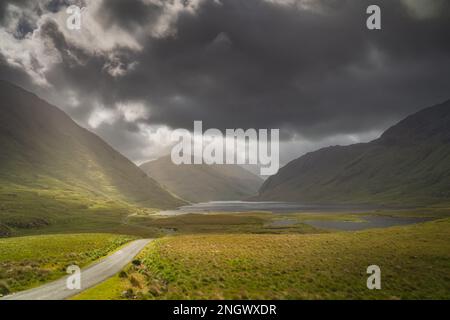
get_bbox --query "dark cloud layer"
[100,0,450,137]
[98,0,163,32]
[1,0,450,161]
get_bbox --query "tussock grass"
[77,218,450,300]
[0,233,135,294]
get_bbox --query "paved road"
[1,239,152,300]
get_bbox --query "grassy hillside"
[0,233,135,295]
[258,100,450,206]
[75,218,450,300]
[0,81,184,236]
[140,156,263,202]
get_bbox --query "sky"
[0,0,449,167]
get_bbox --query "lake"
[159,201,432,231]
[159,201,379,215]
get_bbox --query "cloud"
[401,0,449,19]
[88,103,118,128]
[0,0,449,164]
[88,101,151,128]
[117,101,150,122]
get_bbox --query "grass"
[2,179,447,239]
[0,233,136,295]
[0,178,170,237]
[72,273,132,300]
[75,218,450,300]
[0,182,156,237]
[128,212,323,235]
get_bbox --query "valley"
[0,81,449,300]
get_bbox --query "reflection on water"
[159,201,378,216]
[303,216,432,231]
[159,201,432,231]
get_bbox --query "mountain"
[140,156,264,202]
[257,100,450,206]
[0,81,184,235]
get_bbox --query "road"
[1,238,152,300]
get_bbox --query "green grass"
[0,233,136,295]
[128,212,323,235]
[0,181,166,238]
[72,273,132,300]
[75,218,450,300]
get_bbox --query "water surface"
[303,216,432,231]
[159,201,432,231]
[159,201,378,216]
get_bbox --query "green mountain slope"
[0,81,184,236]
[140,156,263,202]
[258,100,450,206]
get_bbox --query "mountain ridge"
[140,155,263,203]
[257,100,450,206]
[0,80,184,236]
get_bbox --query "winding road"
[1,238,152,300]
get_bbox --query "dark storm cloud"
[0,53,34,89]
[86,0,450,138]
[0,0,85,39]
[97,0,164,32]
[39,20,92,66]
[1,0,450,161]
[0,1,30,25]
[45,0,86,13]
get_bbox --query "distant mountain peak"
[140,155,263,203]
[378,99,450,145]
[258,100,450,206]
